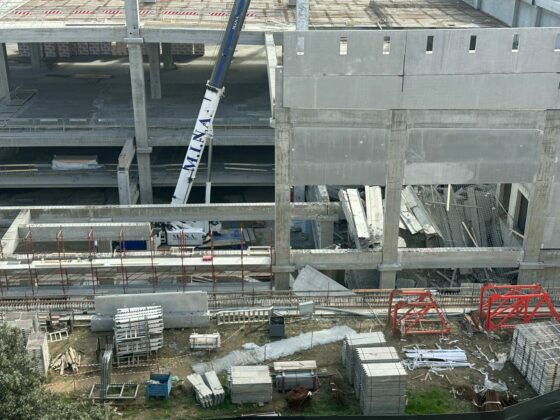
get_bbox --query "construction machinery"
[159,0,252,246]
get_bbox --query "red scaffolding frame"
[479,283,560,331]
[387,289,451,337]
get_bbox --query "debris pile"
[285,385,312,410]
[228,365,272,404]
[274,361,318,392]
[353,347,400,394]
[50,346,81,374]
[342,332,386,385]
[358,362,407,416]
[455,385,518,412]
[510,321,560,395]
[404,348,472,369]
[190,332,221,351]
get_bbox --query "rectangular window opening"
[469,35,477,53]
[426,35,434,54]
[383,36,391,55]
[296,36,304,56]
[512,34,519,52]
[339,36,348,56]
[555,34,560,51]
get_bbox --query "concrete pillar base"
[274,272,291,290]
[30,43,42,69]
[379,270,397,289]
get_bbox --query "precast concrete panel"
[480,0,517,25]
[540,10,560,26]
[291,127,388,186]
[544,183,560,248]
[283,30,406,76]
[404,128,540,184]
[283,28,560,110]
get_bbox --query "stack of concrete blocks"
[341,332,386,385]
[187,373,214,408]
[91,291,210,332]
[358,362,407,416]
[113,306,164,366]
[273,360,318,392]
[510,321,560,395]
[353,346,400,396]
[228,366,272,404]
[203,371,225,406]
[26,331,50,376]
[190,332,221,351]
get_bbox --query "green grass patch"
[406,388,461,415]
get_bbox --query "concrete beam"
[0,43,10,103]
[264,33,277,119]
[0,127,274,148]
[307,185,333,248]
[19,222,150,242]
[117,170,139,205]
[1,210,30,257]
[290,247,523,270]
[142,28,276,46]
[13,202,340,223]
[29,43,41,69]
[125,0,153,204]
[118,138,136,170]
[380,110,408,288]
[147,43,162,100]
[365,186,384,246]
[0,24,126,43]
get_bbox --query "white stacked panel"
[510,322,560,395]
[203,371,225,406]
[228,366,272,404]
[187,373,214,408]
[353,346,400,395]
[358,362,407,416]
[342,332,386,384]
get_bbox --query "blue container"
[146,373,172,398]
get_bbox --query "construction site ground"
[45,315,535,418]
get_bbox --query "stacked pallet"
[510,321,560,395]
[113,306,164,366]
[50,347,82,375]
[353,346,400,395]
[228,366,272,404]
[190,333,221,351]
[26,332,50,376]
[358,362,407,416]
[342,332,386,384]
[204,371,225,406]
[273,361,318,392]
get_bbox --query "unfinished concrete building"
[0,0,559,294]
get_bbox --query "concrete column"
[296,0,309,30]
[125,0,153,204]
[118,138,139,205]
[30,43,42,69]
[379,110,408,289]
[519,111,559,283]
[161,43,176,70]
[534,7,543,27]
[147,43,162,100]
[512,0,521,26]
[274,67,292,290]
[308,185,334,248]
[0,43,10,102]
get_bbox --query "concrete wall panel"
[480,0,517,25]
[404,128,540,184]
[291,127,388,186]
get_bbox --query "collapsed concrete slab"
[91,291,209,332]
